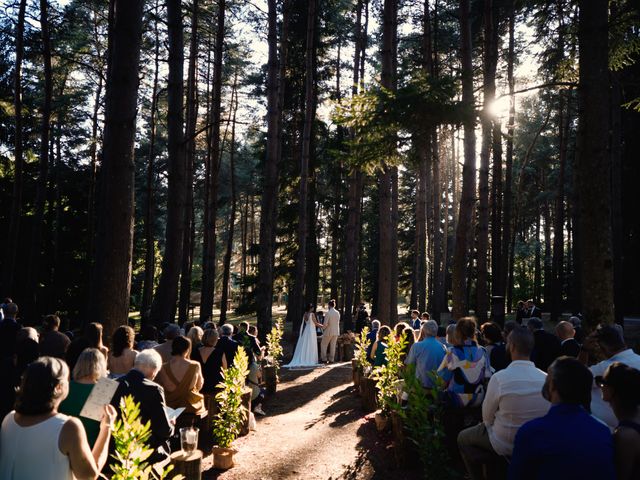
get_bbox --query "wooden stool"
[170,449,202,480]
[240,387,252,436]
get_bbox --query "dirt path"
[201,362,422,480]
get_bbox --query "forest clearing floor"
[201,362,423,480]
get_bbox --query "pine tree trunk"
[178,0,200,324]
[200,0,226,323]
[220,76,239,325]
[288,0,316,336]
[4,0,27,295]
[141,0,161,322]
[90,0,144,336]
[151,0,186,325]
[451,0,476,320]
[575,0,614,327]
[501,0,515,311]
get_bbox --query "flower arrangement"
[110,395,182,480]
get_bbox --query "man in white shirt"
[584,324,640,429]
[458,326,550,480]
[320,300,341,363]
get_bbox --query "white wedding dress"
[284,313,319,368]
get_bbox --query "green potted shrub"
[371,334,407,432]
[264,318,283,393]
[353,327,370,389]
[111,395,182,480]
[211,348,250,470]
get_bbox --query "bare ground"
[201,362,423,480]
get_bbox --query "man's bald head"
[555,321,575,341]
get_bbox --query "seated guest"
[421,312,431,322]
[527,317,561,372]
[108,325,138,378]
[509,357,615,480]
[445,323,457,346]
[111,350,174,464]
[0,357,115,480]
[187,326,204,363]
[569,315,585,343]
[39,314,71,359]
[217,324,240,367]
[401,326,416,360]
[157,336,206,417]
[586,325,640,429]
[248,325,266,359]
[599,362,640,480]
[233,322,262,364]
[66,323,110,372]
[370,325,392,367]
[1,326,38,422]
[154,324,181,363]
[436,326,448,346]
[200,328,227,393]
[394,322,411,342]
[481,321,509,372]
[0,302,21,359]
[409,310,421,330]
[247,362,266,416]
[556,320,580,357]
[15,327,39,375]
[458,327,549,479]
[438,317,491,408]
[59,348,107,447]
[366,319,380,359]
[137,324,160,351]
[405,320,446,388]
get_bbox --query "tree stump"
[170,449,202,480]
[263,364,278,394]
[343,343,355,361]
[360,376,378,412]
[240,387,252,436]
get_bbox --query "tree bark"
[151,0,187,325]
[90,0,144,336]
[575,0,614,327]
[178,0,200,325]
[451,0,476,320]
[220,75,239,325]
[141,0,161,322]
[288,0,316,337]
[200,0,226,323]
[4,0,28,295]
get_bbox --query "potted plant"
[264,318,283,394]
[371,334,407,432]
[111,395,182,480]
[211,348,250,470]
[353,327,370,389]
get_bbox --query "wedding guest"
[0,302,21,359]
[394,322,411,341]
[247,362,266,416]
[247,325,265,359]
[137,324,160,351]
[598,362,640,480]
[569,315,585,343]
[409,310,421,330]
[586,325,640,429]
[108,325,138,378]
[15,327,39,375]
[59,348,107,447]
[436,326,448,345]
[111,349,173,464]
[355,303,369,333]
[525,299,542,319]
[39,314,71,359]
[200,328,227,393]
[1,326,38,422]
[481,322,509,372]
[157,336,206,418]
[154,324,181,363]
[366,320,380,359]
[527,317,561,372]
[405,320,446,388]
[0,357,116,480]
[438,318,491,407]
[509,357,615,480]
[371,326,392,367]
[66,322,110,372]
[556,320,580,357]
[402,326,416,353]
[218,324,240,367]
[458,327,549,479]
[233,322,261,364]
[187,326,204,363]
[421,312,431,322]
[515,300,526,325]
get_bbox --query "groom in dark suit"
[526,299,542,319]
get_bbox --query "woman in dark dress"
[199,328,227,393]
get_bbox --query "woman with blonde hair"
[59,348,107,447]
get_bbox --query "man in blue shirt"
[509,357,615,480]
[404,320,446,388]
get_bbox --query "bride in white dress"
[284,303,322,368]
